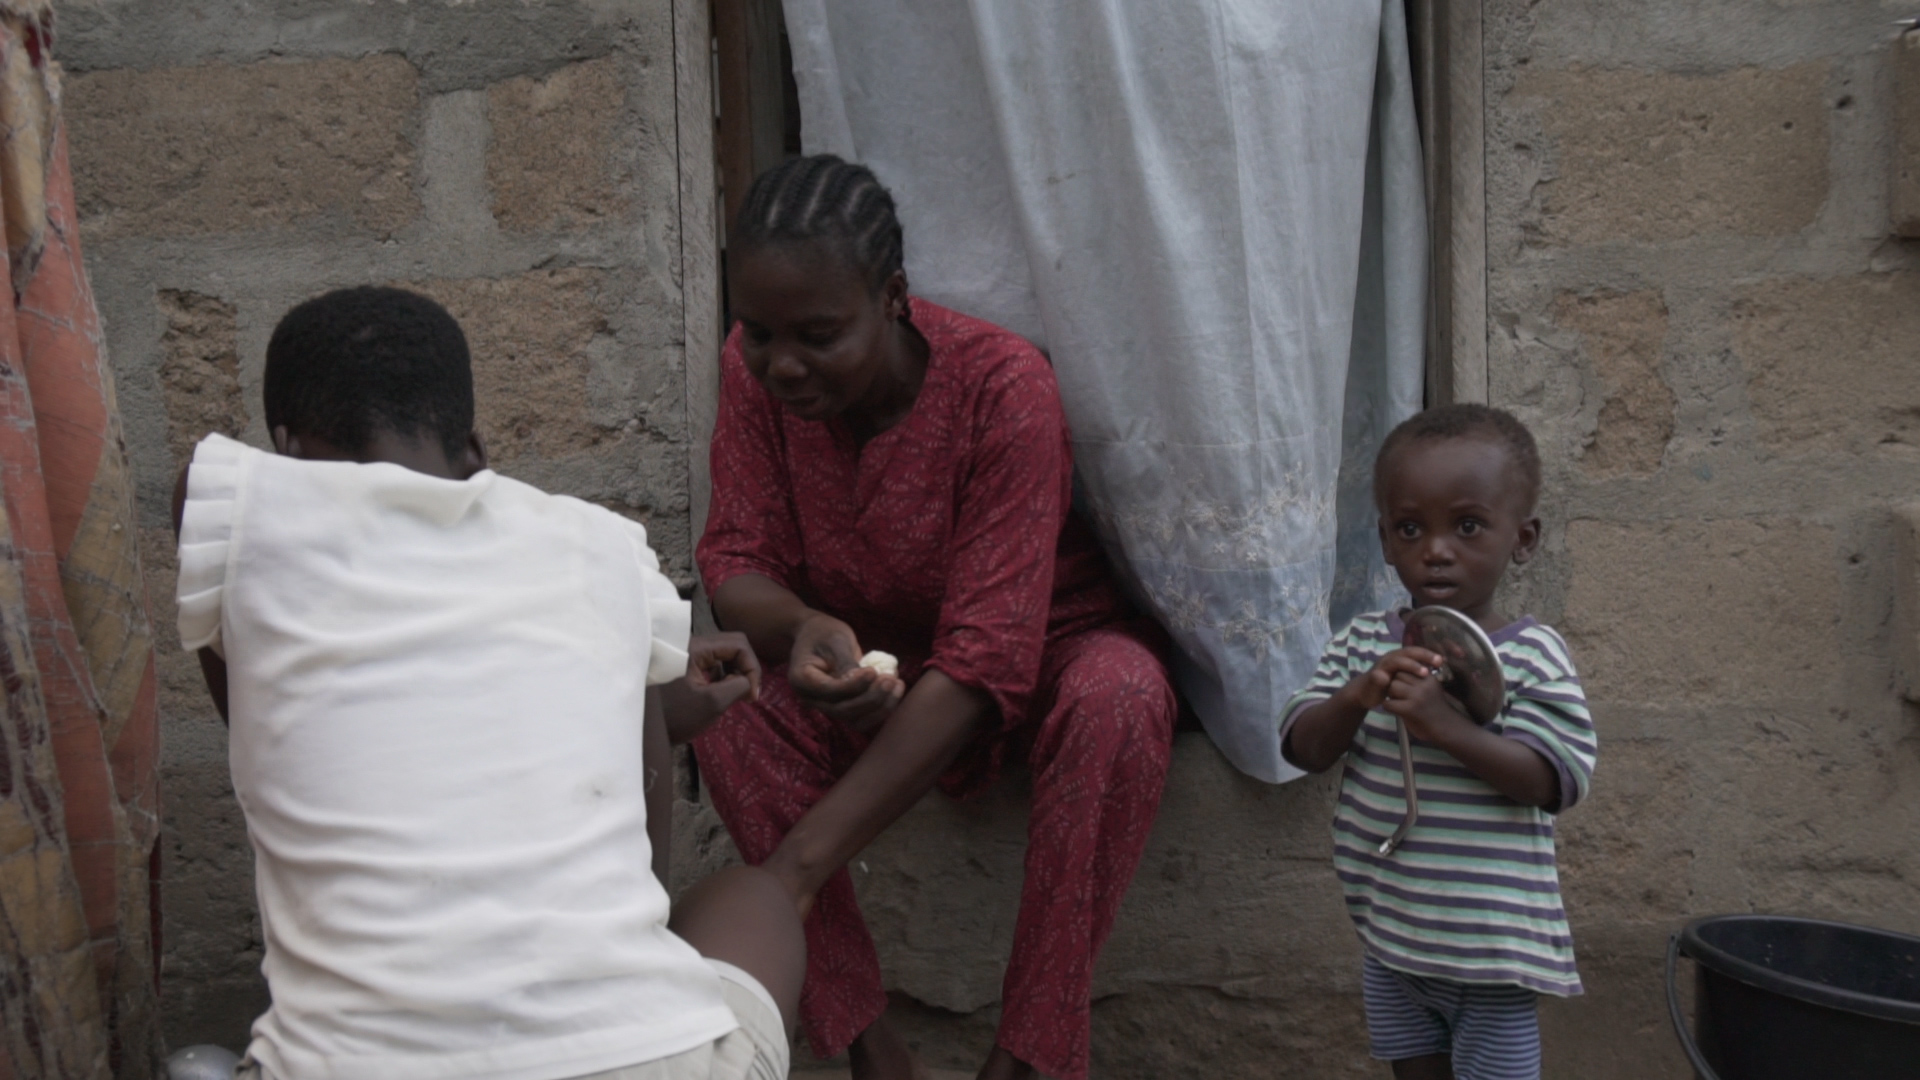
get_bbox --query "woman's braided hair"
[733,154,905,294]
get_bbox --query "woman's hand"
[659,632,763,744]
[789,612,904,733]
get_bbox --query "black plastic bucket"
[1666,915,1920,1079]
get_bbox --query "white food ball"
[859,650,899,677]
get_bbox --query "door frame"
[1408,0,1488,406]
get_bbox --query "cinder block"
[487,57,630,232]
[1556,736,1692,918]
[1894,32,1920,238]
[65,56,420,240]
[1896,504,1920,701]
[401,269,612,462]
[1731,271,1920,454]
[1563,518,1841,706]
[1515,65,1828,244]
[157,290,244,469]
[1553,290,1673,476]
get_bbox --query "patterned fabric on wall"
[0,2,164,1077]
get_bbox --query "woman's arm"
[760,669,994,916]
[699,342,810,650]
[711,573,814,669]
[712,574,904,725]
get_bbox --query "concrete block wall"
[1484,1,1920,1076]
[56,0,715,1048]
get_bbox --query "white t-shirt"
[176,434,736,1080]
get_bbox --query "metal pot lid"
[1401,605,1506,725]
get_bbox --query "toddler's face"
[1375,436,1540,627]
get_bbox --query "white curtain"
[781,0,1426,782]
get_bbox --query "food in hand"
[859,650,899,677]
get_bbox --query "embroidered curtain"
[779,0,1426,780]
[0,3,164,1076]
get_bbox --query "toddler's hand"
[1382,660,1477,746]
[1349,647,1445,711]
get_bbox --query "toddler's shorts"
[1362,951,1540,1080]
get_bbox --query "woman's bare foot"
[976,1044,1036,1080]
[849,1012,930,1080]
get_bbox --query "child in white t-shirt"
[173,286,804,1080]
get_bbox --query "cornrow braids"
[1373,403,1543,513]
[732,154,905,294]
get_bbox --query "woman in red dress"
[694,155,1177,1080]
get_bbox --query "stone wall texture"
[1482,3,1920,1077]
[56,0,1920,1077]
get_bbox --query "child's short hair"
[264,287,474,461]
[1374,403,1541,512]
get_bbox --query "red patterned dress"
[695,298,1176,1080]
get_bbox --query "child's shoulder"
[1496,615,1574,656]
[1344,608,1399,634]
[1325,609,1401,654]
[491,476,652,543]
[1494,616,1582,683]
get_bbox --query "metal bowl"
[1401,605,1506,725]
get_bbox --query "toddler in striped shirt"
[1281,405,1596,1080]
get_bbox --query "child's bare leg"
[1390,1053,1453,1080]
[668,866,807,1035]
[976,1043,1035,1080]
[849,1010,930,1080]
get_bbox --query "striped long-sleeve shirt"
[1280,609,1596,996]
